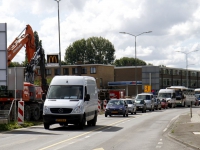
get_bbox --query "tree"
[8,62,22,67]
[64,37,115,65]
[114,57,146,67]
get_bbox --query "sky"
[1,0,200,70]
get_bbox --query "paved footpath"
[168,109,200,149]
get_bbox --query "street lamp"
[119,31,152,95]
[176,50,199,87]
[55,0,62,75]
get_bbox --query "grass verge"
[0,121,43,132]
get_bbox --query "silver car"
[122,99,137,115]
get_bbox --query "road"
[0,107,197,150]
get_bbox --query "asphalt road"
[0,107,198,150]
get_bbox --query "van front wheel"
[79,116,86,130]
[87,113,97,126]
[44,123,50,129]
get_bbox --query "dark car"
[105,99,128,117]
[154,98,161,110]
[135,99,147,113]
[161,99,168,109]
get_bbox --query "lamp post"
[119,31,152,96]
[176,50,199,87]
[55,0,62,75]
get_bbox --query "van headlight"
[43,106,49,114]
[72,105,83,113]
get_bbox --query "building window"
[191,80,197,87]
[82,67,87,74]
[167,79,171,86]
[90,67,96,74]
[63,68,69,75]
[54,68,60,75]
[46,69,51,75]
[72,68,78,75]
[100,78,103,87]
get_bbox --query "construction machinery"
[0,24,48,121]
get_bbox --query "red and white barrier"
[98,100,101,113]
[103,100,107,111]
[18,101,24,124]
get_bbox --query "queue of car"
[105,91,185,118]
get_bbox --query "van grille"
[50,108,72,114]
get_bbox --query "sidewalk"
[168,109,200,149]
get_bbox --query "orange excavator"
[0,24,48,121]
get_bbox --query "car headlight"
[43,106,49,114]
[119,107,124,110]
[71,105,83,113]
[106,107,110,110]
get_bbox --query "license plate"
[56,119,66,122]
[111,111,118,113]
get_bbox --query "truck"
[43,76,98,130]
[0,24,48,121]
[98,89,125,100]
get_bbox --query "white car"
[121,99,137,114]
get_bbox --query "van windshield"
[47,85,83,99]
[158,93,171,98]
[136,95,151,100]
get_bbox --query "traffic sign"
[144,85,151,93]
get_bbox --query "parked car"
[154,98,161,110]
[135,93,155,111]
[122,99,137,115]
[161,99,168,109]
[105,99,128,117]
[135,99,147,113]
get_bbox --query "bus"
[194,88,200,94]
[166,86,196,107]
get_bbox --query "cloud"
[1,0,200,70]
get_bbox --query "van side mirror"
[84,94,90,101]
[42,93,46,101]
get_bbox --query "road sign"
[144,85,151,93]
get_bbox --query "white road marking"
[163,128,167,132]
[158,142,163,145]
[156,145,162,148]
[93,148,104,150]
[193,132,200,134]
[85,136,90,138]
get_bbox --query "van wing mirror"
[84,94,90,101]
[42,93,46,101]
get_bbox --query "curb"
[167,115,200,150]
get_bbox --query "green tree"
[114,57,146,66]
[8,62,22,67]
[65,37,115,64]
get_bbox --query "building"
[36,64,200,97]
[37,64,114,89]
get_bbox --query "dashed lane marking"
[39,118,129,150]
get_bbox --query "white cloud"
[1,0,200,70]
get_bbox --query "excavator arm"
[7,24,35,66]
[24,47,48,95]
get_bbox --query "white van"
[135,93,155,111]
[43,76,98,129]
[157,89,176,108]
